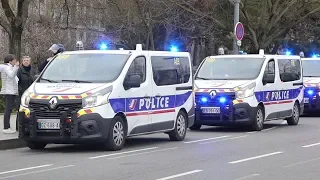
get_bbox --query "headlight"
[82,86,113,108]
[21,91,31,107]
[235,82,256,99]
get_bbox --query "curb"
[0,138,26,150]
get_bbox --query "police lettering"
[139,96,169,109]
[271,91,289,100]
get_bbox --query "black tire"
[169,111,187,141]
[287,102,300,125]
[27,142,47,150]
[189,124,201,130]
[251,105,264,131]
[104,116,126,151]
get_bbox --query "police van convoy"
[191,50,304,131]
[18,44,194,150]
[301,57,320,112]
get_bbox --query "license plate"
[38,119,60,129]
[304,98,309,103]
[202,107,220,114]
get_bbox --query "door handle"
[144,95,150,99]
[155,94,161,98]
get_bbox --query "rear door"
[150,55,180,131]
[277,57,303,118]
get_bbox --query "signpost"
[234,22,244,54]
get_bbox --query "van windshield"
[40,53,130,83]
[195,57,265,80]
[302,60,320,77]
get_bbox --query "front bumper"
[303,95,320,111]
[194,102,256,126]
[18,111,112,144]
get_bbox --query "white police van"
[18,44,194,150]
[301,57,320,112]
[191,50,304,131]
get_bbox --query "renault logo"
[209,90,217,98]
[49,97,58,109]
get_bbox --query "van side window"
[125,56,146,84]
[263,60,275,84]
[151,56,190,86]
[278,59,301,82]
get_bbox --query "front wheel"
[251,105,264,131]
[189,124,201,130]
[104,116,126,151]
[286,102,300,125]
[26,142,47,150]
[169,111,187,141]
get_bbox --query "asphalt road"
[1,116,320,180]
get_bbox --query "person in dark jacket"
[38,44,66,72]
[17,56,35,96]
[16,56,35,130]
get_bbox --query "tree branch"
[0,0,15,23]
[0,16,10,34]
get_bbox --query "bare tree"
[0,0,31,60]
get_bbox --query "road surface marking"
[261,127,277,132]
[246,132,255,134]
[156,170,203,180]
[108,147,178,160]
[88,147,158,159]
[229,152,283,164]
[0,165,74,179]
[200,135,248,144]
[284,157,320,168]
[234,174,260,180]
[0,164,53,175]
[302,142,320,148]
[183,136,230,144]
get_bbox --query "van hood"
[32,83,109,95]
[194,80,252,89]
[304,77,320,84]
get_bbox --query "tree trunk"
[9,26,23,61]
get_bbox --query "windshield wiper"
[304,76,319,77]
[195,77,212,80]
[40,78,58,83]
[61,79,92,83]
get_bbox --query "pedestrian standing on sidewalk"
[1,54,19,134]
[15,56,35,130]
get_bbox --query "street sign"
[235,22,244,41]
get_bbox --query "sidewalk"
[0,114,26,150]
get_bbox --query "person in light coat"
[1,54,20,134]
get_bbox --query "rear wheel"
[26,142,47,150]
[251,105,264,131]
[169,111,187,141]
[104,116,126,151]
[287,102,300,125]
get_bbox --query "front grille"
[29,102,82,119]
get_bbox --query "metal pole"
[233,0,240,54]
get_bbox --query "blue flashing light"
[219,97,226,103]
[201,97,208,103]
[100,43,108,50]
[307,90,314,95]
[170,46,178,52]
[285,51,291,55]
[312,54,319,58]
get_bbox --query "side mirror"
[263,74,275,85]
[124,74,141,89]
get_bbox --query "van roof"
[208,54,301,59]
[301,57,320,60]
[62,50,190,57]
